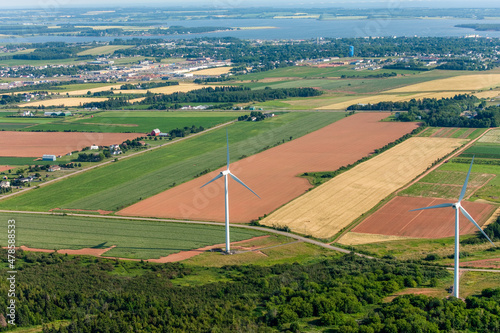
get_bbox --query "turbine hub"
[222,170,230,175]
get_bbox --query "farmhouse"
[0,181,10,188]
[42,154,56,161]
[90,145,99,150]
[48,165,61,172]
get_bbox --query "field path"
[118,113,418,223]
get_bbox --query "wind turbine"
[410,156,495,298]
[200,129,260,254]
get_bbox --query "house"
[150,129,161,136]
[0,181,10,188]
[48,165,61,172]
[90,145,99,150]
[42,154,56,161]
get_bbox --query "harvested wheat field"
[387,74,500,93]
[118,113,418,222]
[260,137,464,239]
[191,67,233,76]
[472,90,500,99]
[319,92,472,110]
[351,196,496,238]
[337,232,418,245]
[20,97,108,108]
[116,83,204,95]
[0,131,139,157]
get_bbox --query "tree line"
[347,94,500,127]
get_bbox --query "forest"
[347,95,500,128]
[0,251,499,332]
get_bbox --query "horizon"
[1,0,500,9]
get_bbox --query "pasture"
[118,113,418,222]
[22,111,241,133]
[76,45,134,56]
[260,137,464,239]
[0,213,264,260]
[0,112,344,212]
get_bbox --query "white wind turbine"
[410,157,495,298]
[200,129,260,254]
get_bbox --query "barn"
[150,129,161,136]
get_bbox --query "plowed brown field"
[117,113,418,222]
[352,196,496,238]
[0,131,140,157]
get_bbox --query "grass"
[0,112,344,212]
[0,156,53,166]
[182,241,339,268]
[24,111,242,133]
[0,213,265,259]
[77,45,134,56]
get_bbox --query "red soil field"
[0,131,140,157]
[0,165,14,172]
[353,196,496,238]
[461,258,500,269]
[118,112,418,222]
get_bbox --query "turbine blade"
[229,173,260,198]
[200,173,223,188]
[226,128,230,170]
[410,203,454,212]
[459,156,475,202]
[460,206,495,246]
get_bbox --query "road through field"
[118,112,418,222]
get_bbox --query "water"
[1,18,500,44]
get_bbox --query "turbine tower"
[201,129,260,254]
[410,157,495,298]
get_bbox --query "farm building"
[48,165,61,172]
[150,129,161,136]
[42,154,56,161]
[0,181,10,188]
[159,132,169,137]
[90,145,99,150]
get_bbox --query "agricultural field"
[0,213,265,260]
[0,131,139,157]
[19,97,109,107]
[118,113,418,223]
[260,137,464,239]
[0,112,345,212]
[16,111,242,133]
[350,196,495,238]
[76,45,134,56]
[191,67,233,76]
[387,74,500,93]
[479,128,500,143]
[416,127,484,139]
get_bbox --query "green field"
[24,111,242,133]
[0,213,265,259]
[461,142,500,159]
[0,111,242,133]
[77,45,134,56]
[0,112,345,212]
[400,157,500,203]
[0,156,51,166]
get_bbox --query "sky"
[1,0,499,9]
